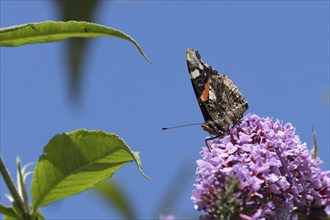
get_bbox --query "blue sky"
[1,1,329,219]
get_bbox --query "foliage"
[0,21,149,62]
[0,21,149,219]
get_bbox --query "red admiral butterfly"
[186,48,248,137]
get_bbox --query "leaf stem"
[0,156,28,218]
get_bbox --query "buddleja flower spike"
[192,114,330,219]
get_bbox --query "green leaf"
[312,126,318,159]
[34,209,45,220]
[31,129,149,210]
[16,157,30,213]
[55,1,100,101]
[1,205,44,220]
[0,21,149,62]
[94,181,136,219]
[0,205,19,219]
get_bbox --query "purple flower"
[191,114,330,219]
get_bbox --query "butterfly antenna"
[161,123,202,130]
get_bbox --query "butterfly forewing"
[186,49,215,123]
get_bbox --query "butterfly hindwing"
[202,74,248,133]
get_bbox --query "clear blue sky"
[1,1,329,219]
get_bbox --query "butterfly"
[186,48,248,141]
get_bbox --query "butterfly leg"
[204,132,225,152]
[202,120,225,152]
[205,135,215,152]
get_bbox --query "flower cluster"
[191,114,329,219]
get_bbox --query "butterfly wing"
[186,48,217,123]
[201,74,248,133]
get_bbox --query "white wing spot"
[199,63,204,70]
[190,69,200,79]
[209,89,216,101]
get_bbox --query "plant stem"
[0,156,28,218]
